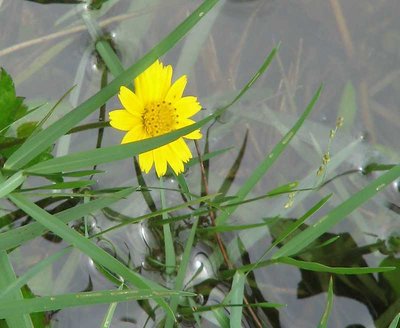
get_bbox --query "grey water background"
[1,0,400,327]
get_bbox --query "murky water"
[1,0,399,327]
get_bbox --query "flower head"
[109,60,202,177]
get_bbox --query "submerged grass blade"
[4,0,219,171]
[272,164,400,259]
[216,85,323,225]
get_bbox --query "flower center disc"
[143,101,176,136]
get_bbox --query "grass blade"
[317,277,334,328]
[25,115,214,174]
[0,289,194,318]
[272,164,400,259]
[0,188,135,251]
[0,171,25,198]
[229,272,245,328]
[216,85,323,225]
[100,283,124,328]
[0,251,33,328]
[388,313,400,328]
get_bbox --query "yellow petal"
[109,110,139,131]
[174,96,201,118]
[134,60,172,105]
[118,86,143,116]
[165,75,187,103]
[184,129,202,140]
[170,138,192,163]
[174,118,202,139]
[139,150,154,173]
[167,144,185,174]
[154,146,168,177]
[121,125,146,144]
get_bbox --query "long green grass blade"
[100,283,124,328]
[275,257,395,275]
[318,277,334,328]
[3,0,219,171]
[0,289,194,318]
[25,115,214,174]
[229,272,245,328]
[388,313,400,328]
[165,217,199,328]
[272,164,400,259]
[216,85,323,225]
[0,251,33,328]
[0,188,135,251]
[0,171,25,198]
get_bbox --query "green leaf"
[0,68,18,132]
[379,256,400,297]
[272,164,400,259]
[0,289,194,318]
[317,277,334,328]
[388,313,400,328]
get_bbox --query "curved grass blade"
[0,289,194,318]
[317,277,334,328]
[216,85,323,225]
[216,130,248,199]
[223,257,394,278]
[4,0,219,171]
[272,164,400,259]
[0,187,134,251]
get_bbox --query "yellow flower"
[109,60,202,177]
